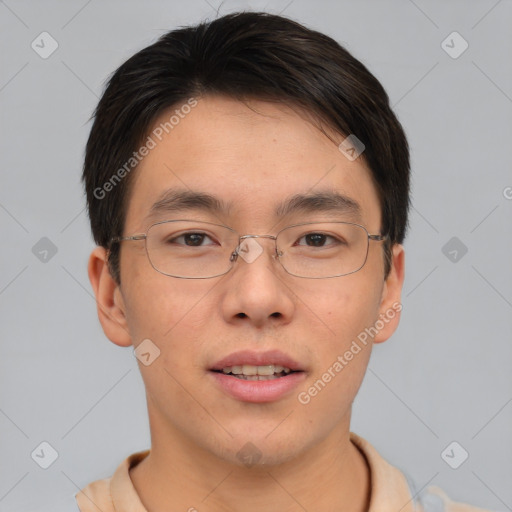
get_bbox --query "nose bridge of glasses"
[231,233,281,263]
[238,234,277,242]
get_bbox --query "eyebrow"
[146,188,361,223]
[275,191,361,220]
[147,189,233,221]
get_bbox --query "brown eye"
[167,232,214,246]
[296,233,340,247]
[307,234,327,246]
[183,233,206,246]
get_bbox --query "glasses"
[110,219,387,279]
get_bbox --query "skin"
[88,95,405,512]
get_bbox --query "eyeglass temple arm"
[110,234,147,243]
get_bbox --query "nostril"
[236,312,248,318]
[270,312,281,318]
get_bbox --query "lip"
[209,349,306,403]
[210,349,303,371]
[209,371,306,403]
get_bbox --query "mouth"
[212,364,298,380]
[209,350,306,403]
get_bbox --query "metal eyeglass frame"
[109,219,388,279]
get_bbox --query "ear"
[87,246,132,347]
[373,244,405,344]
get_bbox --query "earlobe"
[87,246,132,347]
[373,244,405,344]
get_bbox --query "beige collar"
[76,432,415,511]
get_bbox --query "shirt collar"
[92,432,415,511]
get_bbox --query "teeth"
[257,365,274,376]
[231,374,279,381]
[220,365,293,376]
[242,364,258,375]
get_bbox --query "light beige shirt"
[73,432,494,512]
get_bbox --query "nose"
[220,235,295,329]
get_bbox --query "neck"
[130,419,371,512]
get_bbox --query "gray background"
[1,0,511,510]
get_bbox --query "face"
[90,95,404,467]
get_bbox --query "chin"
[220,445,303,469]
[209,429,311,469]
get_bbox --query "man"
[73,11,491,512]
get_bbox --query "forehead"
[124,96,381,232]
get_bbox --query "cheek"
[295,335,372,442]
[121,277,220,414]
[294,277,383,409]
[122,278,212,404]
[121,264,216,341]
[302,276,383,345]
[296,288,378,421]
